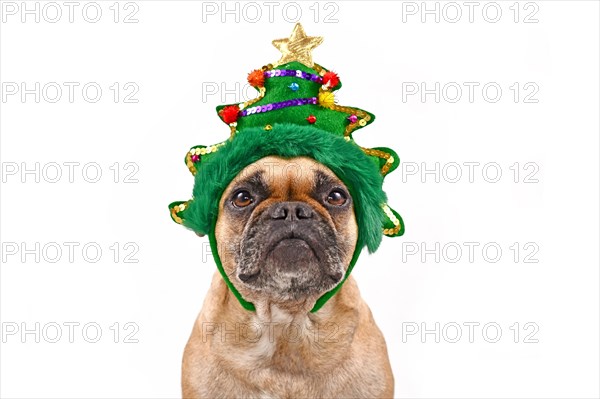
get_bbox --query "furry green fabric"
[182,123,387,253]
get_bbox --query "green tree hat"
[169,23,404,313]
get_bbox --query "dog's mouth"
[267,237,320,271]
[239,236,318,282]
[266,231,320,260]
[237,226,344,299]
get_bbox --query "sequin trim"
[240,97,318,117]
[382,204,402,236]
[361,147,394,176]
[264,69,323,84]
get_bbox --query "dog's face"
[214,156,358,305]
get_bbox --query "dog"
[182,155,394,398]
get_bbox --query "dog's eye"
[232,190,253,208]
[326,190,347,206]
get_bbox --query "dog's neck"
[222,292,325,327]
[252,297,318,324]
[221,278,349,325]
[219,274,360,327]
[205,273,363,372]
[236,286,356,323]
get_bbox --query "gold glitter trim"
[185,153,197,175]
[325,102,372,136]
[313,63,326,75]
[382,204,401,236]
[185,142,226,176]
[170,201,189,225]
[361,147,394,176]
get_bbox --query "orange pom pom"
[247,69,265,87]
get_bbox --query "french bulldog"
[182,155,394,398]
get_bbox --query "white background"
[1,1,599,398]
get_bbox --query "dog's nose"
[269,201,313,221]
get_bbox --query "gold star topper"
[272,23,323,67]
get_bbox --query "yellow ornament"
[318,91,336,109]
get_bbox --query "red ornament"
[322,71,340,88]
[219,105,240,124]
[307,115,317,124]
[247,69,265,87]
[191,154,200,163]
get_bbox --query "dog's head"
[214,156,358,306]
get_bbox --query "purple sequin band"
[240,97,318,117]
[264,69,323,84]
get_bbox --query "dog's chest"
[203,310,379,396]
[200,357,386,398]
[235,308,326,369]
[186,293,393,397]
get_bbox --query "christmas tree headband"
[169,23,404,313]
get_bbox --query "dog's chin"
[238,238,344,302]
